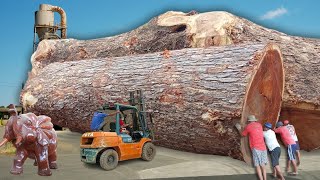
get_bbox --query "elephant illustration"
[0,105,58,176]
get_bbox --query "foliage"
[0,142,16,155]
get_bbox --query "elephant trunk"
[0,138,9,147]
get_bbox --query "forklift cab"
[102,103,151,143]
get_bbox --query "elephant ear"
[37,115,54,130]
[36,129,49,146]
[36,115,54,146]
[21,113,38,127]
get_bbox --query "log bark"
[29,11,320,151]
[22,43,284,162]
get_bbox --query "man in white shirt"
[263,122,285,180]
[284,120,301,166]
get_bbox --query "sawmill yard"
[0,127,319,180]
[1,2,320,180]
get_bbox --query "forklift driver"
[119,118,133,135]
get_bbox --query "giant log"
[22,43,284,162]
[28,11,320,151]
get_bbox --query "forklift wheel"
[99,149,119,170]
[141,142,156,161]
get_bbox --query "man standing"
[263,122,285,180]
[90,108,119,131]
[284,120,301,166]
[274,121,298,175]
[235,115,268,180]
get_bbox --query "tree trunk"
[22,43,284,162]
[29,11,320,151]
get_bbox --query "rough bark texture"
[22,43,284,162]
[28,11,320,151]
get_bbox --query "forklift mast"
[137,90,148,131]
[129,90,148,133]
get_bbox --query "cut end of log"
[240,43,284,164]
[157,11,237,47]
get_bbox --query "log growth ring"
[240,44,284,164]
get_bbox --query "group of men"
[235,115,300,180]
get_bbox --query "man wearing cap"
[90,108,119,131]
[283,120,301,166]
[274,121,298,175]
[235,115,268,180]
[263,122,285,180]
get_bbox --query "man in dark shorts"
[263,122,285,180]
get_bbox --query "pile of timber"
[21,11,320,162]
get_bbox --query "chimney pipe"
[50,5,67,39]
[39,4,67,39]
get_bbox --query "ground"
[0,127,319,180]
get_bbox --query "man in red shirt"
[236,115,268,180]
[274,121,298,175]
[119,119,129,134]
[284,119,301,166]
[119,115,133,135]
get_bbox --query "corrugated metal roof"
[0,106,23,113]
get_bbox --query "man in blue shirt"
[90,109,119,131]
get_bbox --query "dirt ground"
[0,127,319,180]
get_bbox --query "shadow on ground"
[147,172,320,180]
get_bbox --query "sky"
[0,0,319,106]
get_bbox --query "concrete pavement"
[0,128,319,180]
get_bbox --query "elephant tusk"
[0,138,9,147]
